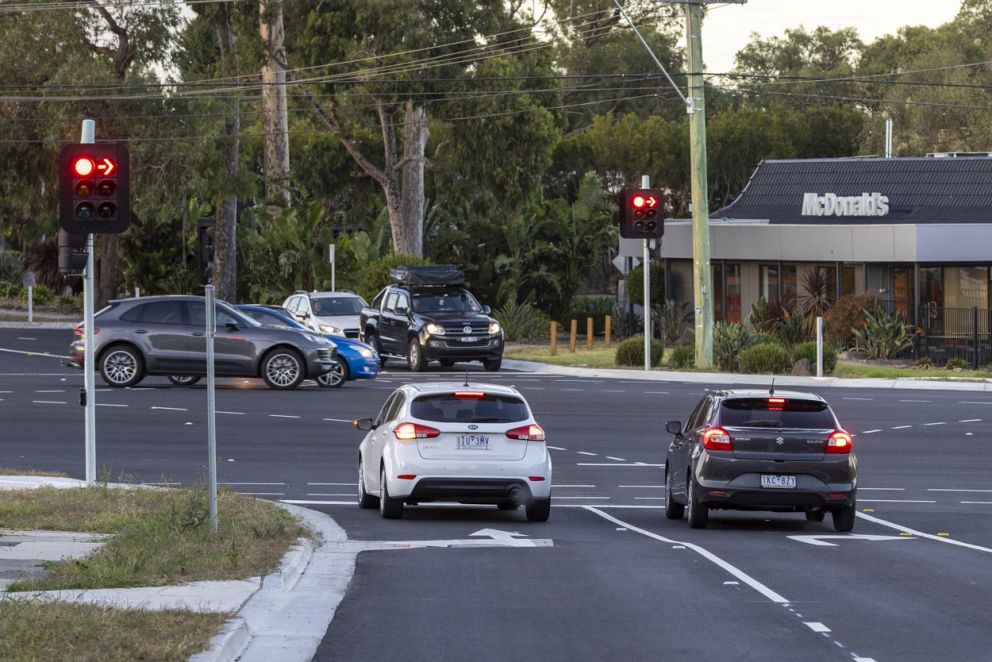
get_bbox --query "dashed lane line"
[553,484,596,488]
[307,482,356,486]
[619,485,664,488]
[151,406,187,412]
[959,401,992,405]
[217,411,246,415]
[859,499,937,503]
[546,446,567,451]
[644,391,670,395]
[35,389,65,393]
[578,463,665,467]
[923,422,946,426]
[96,403,128,408]
[606,456,627,462]
[928,488,992,493]
[859,487,905,491]
[0,347,72,360]
[602,389,626,393]
[322,417,353,423]
[899,399,931,403]
[32,400,66,405]
[891,425,912,430]
[857,511,992,554]
[959,418,982,423]
[269,414,301,419]
[804,623,831,633]
[843,397,873,401]
[577,451,597,456]
[560,388,584,392]
[555,496,612,500]
[961,501,992,505]
[861,429,882,434]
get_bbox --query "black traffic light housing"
[57,229,88,275]
[59,143,129,234]
[618,188,664,239]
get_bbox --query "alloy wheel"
[104,350,137,385]
[266,353,301,388]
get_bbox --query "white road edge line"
[857,512,992,554]
[0,347,72,359]
[584,506,789,604]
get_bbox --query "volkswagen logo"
[463,325,473,334]
[468,424,479,430]
[775,437,785,446]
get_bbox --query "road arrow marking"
[470,529,536,546]
[787,534,916,547]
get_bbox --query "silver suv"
[68,295,336,390]
[282,290,366,338]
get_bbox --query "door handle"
[135,329,148,334]
[191,332,205,337]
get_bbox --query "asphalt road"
[2,328,992,661]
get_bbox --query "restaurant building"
[652,155,992,365]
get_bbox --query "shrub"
[493,299,549,342]
[55,294,82,314]
[0,281,21,299]
[21,284,54,306]
[615,336,664,367]
[748,297,789,334]
[825,293,877,348]
[611,306,640,339]
[668,344,694,369]
[713,322,755,372]
[799,267,833,332]
[791,341,837,374]
[945,357,968,370]
[852,308,913,359]
[355,255,433,302]
[739,342,792,374]
[914,356,933,370]
[752,331,779,346]
[777,310,809,347]
[0,249,23,284]
[624,263,665,308]
[660,299,692,346]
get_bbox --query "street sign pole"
[81,119,97,484]
[205,284,218,535]
[329,243,336,292]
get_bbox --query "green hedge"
[791,341,837,374]
[668,344,694,369]
[615,336,664,367]
[739,342,792,374]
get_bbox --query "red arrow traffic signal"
[618,188,665,239]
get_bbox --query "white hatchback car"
[354,382,552,521]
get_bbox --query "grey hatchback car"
[68,295,336,390]
[665,389,857,531]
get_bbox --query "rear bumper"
[409,478,537,504]
[696,485,857,511]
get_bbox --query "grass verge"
[0,599,226,662]
[1,484,306,591]
[506,343,620,368]
[833,362,992,380]
[0,468,68,477]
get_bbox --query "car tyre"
[99,344,145,388]
[497,501,517,511]
[525,498,551,522]
[482,357,502,372]
[439,359,455,368]
[368,333,387,368]
[379,466,404,519]
[686,476,708,529]
[832,505,856,532]
[261,348,305,390]
[358,459,378,509]
[805,509,826,523]
[664,470,685,520]
[167,375,200,387]
[317,361,348,388]
[407,338,425,372]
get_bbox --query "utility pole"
[260,0,290,205]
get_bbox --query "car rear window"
[719,398,835,429]
[411,393,529,423]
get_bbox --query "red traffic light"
[632,195,646,208]
[72,157,95,177]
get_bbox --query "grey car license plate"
[761,474,796,489]
[456,434,490,449]
[459,336,476,342]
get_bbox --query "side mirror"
[666,420,682,436]
[353,417,375,431]
[396,306,409,315]
[225,321,239,331]
[482,305,491,315]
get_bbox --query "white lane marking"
[0,390,12,394]
[585,507,789,604]
[307,482,357,486]
[852,657,877,662]
[554,496,612,500]
[96,403,128,408]
[0,347,72,359]
[217,411,246,415]
[959,419,982,423]
[282,499,668,510]
[560,388,584,392]
[859,487,905,491]
[891,425,912,430]
[151,406,187,412]
[602,389,625,393]
[634,497,666,501]
[899,399,931,403]
[606,456,627,462]
[923,422,946,426]
[546,446,567,451]
[322,417,353,423]
[32,400,66,405]
[928,488,992,493]
[308,493,353,497]
[577,451,597,456]
[520,387,545,390]
[269,414,301,419]
[857,512,992,554]
[961,501,992,505]
[239,492,285,496]
[553,484,596,488]
[35,389,65,393]
[959,401,992,405]
[225,482,286,486]
[788,534,916,547]
[861,429,882,434]
[555,379,603,383]
[644,391,670,395]
[805,622,831,633]
[859,499,936,503]
[578,463,665,467]
[843,397,873,401]
[16,337,37,340]
[619,485,664,488]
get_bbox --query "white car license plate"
[456,434,490,449]
[761,474,796,489]
[459,336,476,342]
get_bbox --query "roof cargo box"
[388,265,465,288]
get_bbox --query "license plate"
[761,474,796,489]
[459,336,476,342]
[456,434,490,449]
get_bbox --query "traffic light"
[57,229,88,275]
[618,188,664,239]
[59,143,129,234]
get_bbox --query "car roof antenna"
[463,370,470,388]
[769,378,776,397]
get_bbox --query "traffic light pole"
[642,174,651,371]
[81,119,97,484]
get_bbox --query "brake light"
[506,424,545,441]
[74,324,99,336]
[393,422,441,441]
[454,391,485,399]
[826,430,853,454]
[702,427,732,451]
[768,397,786,411]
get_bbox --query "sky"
[701,0,963,73]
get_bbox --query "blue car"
[238,305,380,388]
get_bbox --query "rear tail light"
[393,422,441,441]
[506,424,545,441]
[397,474,417,480]
[702,426,732,451]
[826,430,853,454]
[74,324,98,336]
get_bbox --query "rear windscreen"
[719,398,835,429]
[411,394,529,423]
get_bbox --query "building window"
[842,265,856,297]
[944,267,988,310]
[893,268,913,319]
[760,265,779,305]
[921,267,943,307]
[726,264,741,323]
[782,264,797,309]
[713,263,724,323]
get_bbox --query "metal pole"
[329,243,336,292]
[816,316,824,378]
[81,119,97,485]
[27,285,33,323]
[686,3,713,369]
[205,284,218,534]
[885,118,893,158]
[642,174,651,371]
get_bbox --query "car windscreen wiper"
[469,417,507,423]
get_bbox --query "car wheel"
[317,361,348,388]
[497,501,517,511]
[664,470,685,520]
[482,357,502,372]
[805,509,826,523]
[439,359,455,368]
[261,348,305,390]
[686,476,708,529]
[379,465,404,519]
[407,338,425,372]
[167,375,201,387]
[358,459,378,509]
[99,345,145,388]
[832,505,856,532]
[525,498,551,522]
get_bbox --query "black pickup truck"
[359,266,504,372]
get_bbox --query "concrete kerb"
[501,359,992,393]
